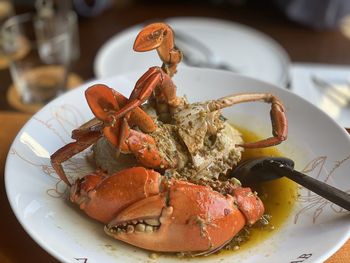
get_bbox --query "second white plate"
[94,17,290,87]
[291,63,350,127]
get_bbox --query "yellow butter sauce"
[156,126,299,259]
[221,126,298,253]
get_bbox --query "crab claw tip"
[133,23,169,52]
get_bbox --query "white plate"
[5,68,350,263]
[94,17,290,87]
[291,63,350,127]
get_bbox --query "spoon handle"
[265,160,350,211]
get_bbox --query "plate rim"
[5,68,350,263]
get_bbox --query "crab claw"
[104,180,254,254]
[70,167,161,224]
[133,23,182,76]
[133,23,172,52]
[233,187,265,225]
[85,84,119,121]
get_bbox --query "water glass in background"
[2,13,72,104]
[0,0,14,69]
[66,10,80,61]
[36,0,80,61]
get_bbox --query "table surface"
[1,1,350,262]
[2,0,350,111]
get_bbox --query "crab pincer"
[133,22,182,76]
[69,167,264,254]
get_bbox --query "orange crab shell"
[105,180,247,253]
[70,167,161,224]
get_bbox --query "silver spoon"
[231,157,350,211]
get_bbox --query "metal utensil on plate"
[175,31,236,72]
[311,75,350,107]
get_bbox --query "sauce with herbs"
[153,126,298,259]
[164,126,298,259]
[221,126,298,253]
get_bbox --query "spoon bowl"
[231,157,294,184]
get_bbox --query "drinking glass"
[0,0,14,69]
[2,13,72,104]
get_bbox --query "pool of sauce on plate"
[159,126,298,260]
[109,125,299,260]
[218,126,298,255]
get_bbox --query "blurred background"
[0,0,349,125]
[1,1,350,262]
[1,0,348,123]
[0,1,348,74]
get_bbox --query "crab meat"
[93,100,243,182]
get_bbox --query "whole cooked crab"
[50,23,287,255]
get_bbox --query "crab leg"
[112,89,156,133]
[85,84,157,151]
[52,122,169,187]
[87,70,161,156]
[85,84,156,133]
[51,131,102,186]
[119,128,170,169]
[101,67,181,154]
[133,23,182,76]
[51,84,163,185]
[207,93,287,148]
[112,67,181,120]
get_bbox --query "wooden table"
[1,1,349,262]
